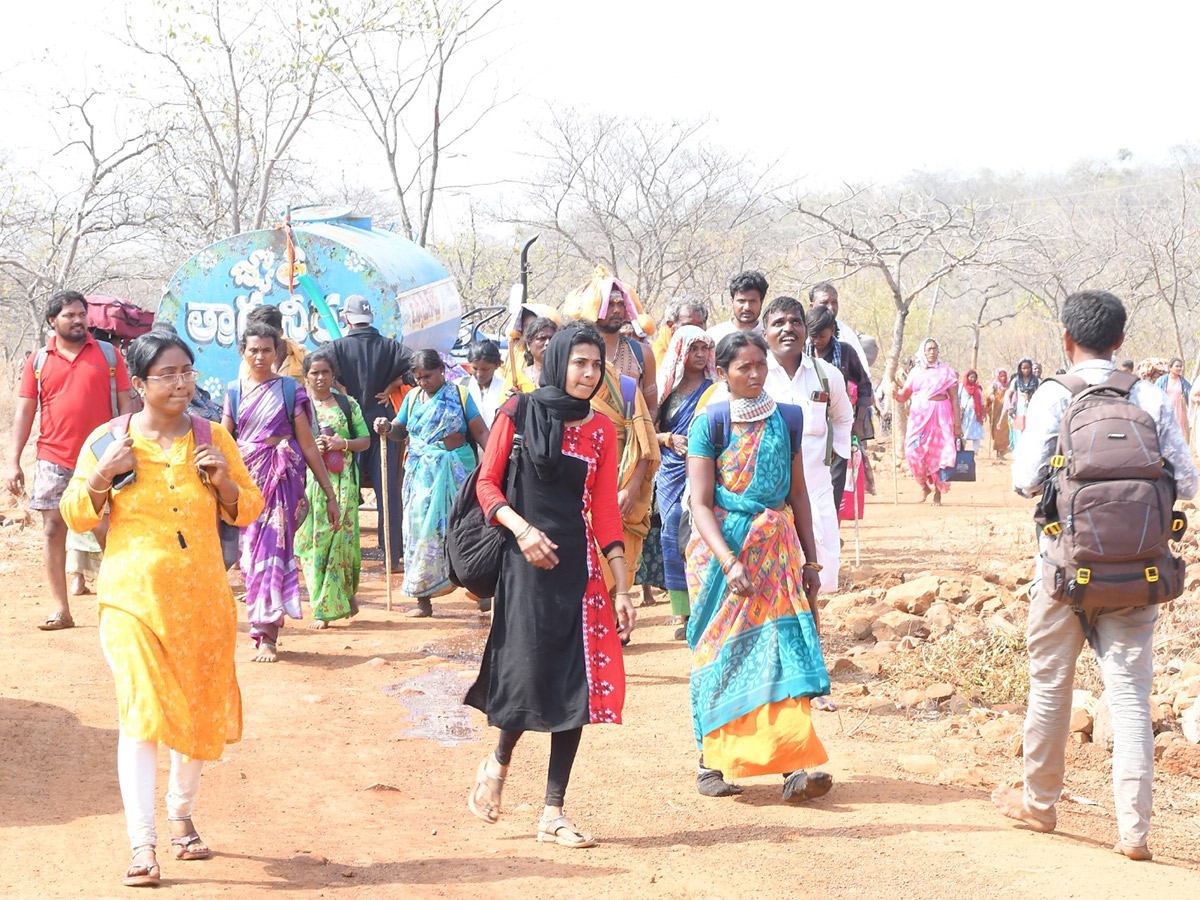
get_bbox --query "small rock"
[899,754,941,775]
[1158,739,1200,776]
[1069,708,1093,735]
[864,697,897,714]
[296,853,329,865]
[1007,731,1025,758]
[1154,731,1180,760]
[846,616,874,641]
[362,782,402,792]
[828,657,859,677]
[885,576,941,615]
[937,580,966,602]
[873,609,929,642]
[899,688,926,709]
[979,716,1022,743]
[896,635,923,651]
[364,657,389,667]
[925,602,955,634]
[1182,703,1200,744]
[925,682,955,702]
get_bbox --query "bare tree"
[0,93,167,350]
[336,0,507,246]
[129,0,381,242]
[513,109,786,313]
[795,186,1025,388]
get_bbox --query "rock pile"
[823,566,1200,764]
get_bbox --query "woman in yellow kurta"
[60,331,264,888]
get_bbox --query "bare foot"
[309,620,329,630]
[932,490,942,506]
[253,641,278,663]
[920,485,932,502]
[1113,842,1153,861]
[991,784,1055,832]
[69,573,90,595]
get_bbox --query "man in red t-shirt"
[6,291,134,631]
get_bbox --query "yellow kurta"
[60,420,264,760]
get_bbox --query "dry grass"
[881,631,1031,706]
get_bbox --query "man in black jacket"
[328,295,410,567]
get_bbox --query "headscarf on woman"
[524,325,605,481]
[657,325,715,402]
[961,369,985,423]
[990,368,1009,392]
[1012,358,1040,395]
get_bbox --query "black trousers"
[829,453,849,519]
[494,727,584,807]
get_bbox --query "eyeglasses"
[144,371,200,385]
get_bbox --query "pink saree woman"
[894,338,962,504]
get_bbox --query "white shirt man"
[764,353,853,594]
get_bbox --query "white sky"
[4,0,1198,202]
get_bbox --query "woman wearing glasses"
[60,330,264,887]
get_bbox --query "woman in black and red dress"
[465,323,635,848]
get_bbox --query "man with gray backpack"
[993,290,1197,860]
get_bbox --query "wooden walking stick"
[890,400,900,506]
[380,435,393,611]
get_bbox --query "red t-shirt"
[18,335,132,469]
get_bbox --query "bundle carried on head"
[562,264,657,337]
[1136,357,1171,382]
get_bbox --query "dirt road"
[2,454,1198,899]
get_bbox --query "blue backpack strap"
[626,336,645,374]
[619,374,638,420]
[281,376,297,421]
[96,340,119,416]
[706,400,732,455]
[776,403,805,457]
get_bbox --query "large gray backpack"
[1035,370,1186,612]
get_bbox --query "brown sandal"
[467,755,504,824]
[170,818,212,860]
[537,815,597,848]
[123,846,160,887]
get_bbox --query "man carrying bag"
[992,290,1198,861]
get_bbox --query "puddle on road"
[385,669,478,746]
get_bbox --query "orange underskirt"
[702,697,828,779]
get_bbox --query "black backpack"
[446,395,525,598]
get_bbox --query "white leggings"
[117,732,205,850]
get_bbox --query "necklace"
[730,391,777,423]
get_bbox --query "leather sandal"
[537,814,597,848]
[37,612,74,631]
[122,846,160,887]
[171,828,212,860]
[467,755,504,824]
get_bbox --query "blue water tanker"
[156,206,463,400]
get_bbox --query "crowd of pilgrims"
[52,266,1197,884]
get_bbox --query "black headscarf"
[525,324,605,480]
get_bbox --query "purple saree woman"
[222,323,339,662]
